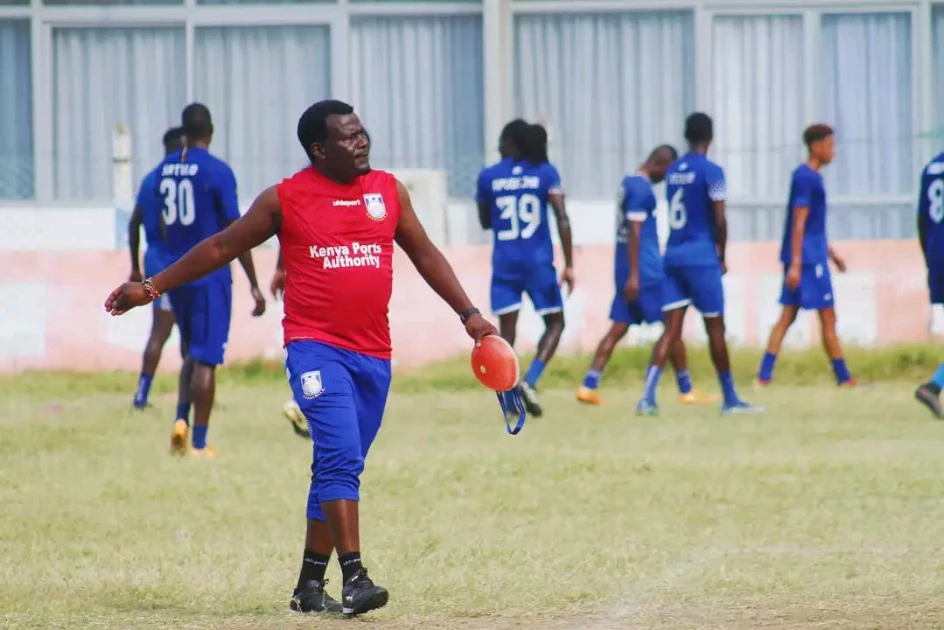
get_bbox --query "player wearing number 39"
[636,113,761,416]
[476,121,574,418]
[914,150,944,418]
[159,103,266,457]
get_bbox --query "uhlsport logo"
[363,193,386,221]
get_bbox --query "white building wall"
[0,0,940,246]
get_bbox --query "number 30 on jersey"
[160,177,196,227]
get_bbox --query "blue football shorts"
[609,282,663,325]
[168,280,232,365]
[662,263,725,317]
[286,340,392,522]
[490,263,564,316]
[779,263,834,311]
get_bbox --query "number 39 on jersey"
[160,177,196,227]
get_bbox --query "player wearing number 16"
[158,103,266,457]
[636,113,760,416]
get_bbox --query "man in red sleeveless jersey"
[104,100,498,617]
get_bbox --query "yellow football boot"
[576,386,604,405]
[190,446,217,458]
[169,419,189,455]
[678,390,721,405]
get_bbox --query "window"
[350,16,484,198]
[515,11,694,198]
[821,13,913,195]
[0,21,33,200]
[194,26,331,201]
[53,27,186,201]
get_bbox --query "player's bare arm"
[549,192,574,292]
[624,218,642,302]
[127,205,144,282]
[224,219,266,316]
[105,187,283,316]
[828,246,847,273]
[711,200,728,274]
[271,246,286,299]
[394,180,497,342]
[477,200,491,231]
[787,206,809,289]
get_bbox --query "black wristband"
[459,307,480,324]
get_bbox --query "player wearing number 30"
[476,121,574,418]
[636,113,760,416]
[158,103,266,456]
[914,151,944,418]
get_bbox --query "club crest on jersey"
[300,371,324,399]
[363,194,387,221]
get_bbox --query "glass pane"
[0,20,33,200]
[53,27,186,201]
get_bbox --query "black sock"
[297,550,330,590]
[339,551,362,583]
[927,382,942,395]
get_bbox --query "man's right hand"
[785,262,801,290]
[270,269,286,300]
[622,275,640,302]
[104,282,151,316]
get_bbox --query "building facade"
[1,0,941,241]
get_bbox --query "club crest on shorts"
[300,371,324,399]
[363,193,387,221]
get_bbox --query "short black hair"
[297,100,355,162]
[684,112,713,145]
[162,127,184,152]
[181,103,213,139]
[803,123,834,148]
[524,124,549,165]
[647,144,678,162]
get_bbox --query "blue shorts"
[780,263,834,310]
[610,283,663,325]
[930,272,944,305]
[662,264,724,316]
[144,248,173,312]
[168,281,232,365]
[286,340,392,522]
[490,263,563,316]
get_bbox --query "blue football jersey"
[779,164,829,266]
[919,152,944,271]
[663,153,726,267]
[156,147,240,286]
[135,166,164,251]
[615,174,662,287]
[476,158,562,268]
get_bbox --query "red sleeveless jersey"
[276,167,401,359]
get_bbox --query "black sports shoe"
[290,579,343,614]
[915,383,943,419]
[517,382,543,417]
[341,568,389,616]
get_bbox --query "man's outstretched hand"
[464,312,499,346]
[104,282,151,316]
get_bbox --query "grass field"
[2,346,944,629]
